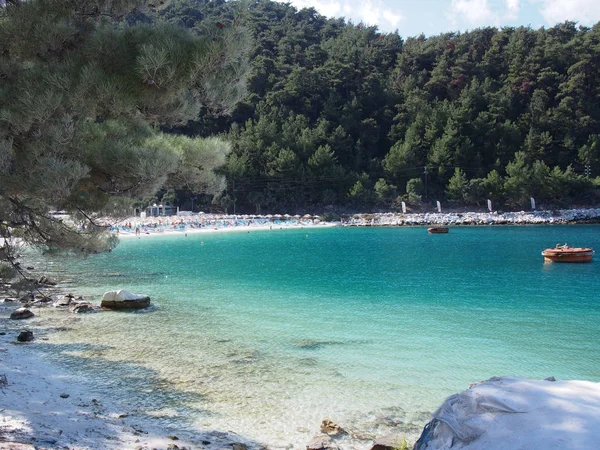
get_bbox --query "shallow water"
[29,225,600,447]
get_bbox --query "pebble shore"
[342,208,600,226]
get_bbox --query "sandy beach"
[0,302,258,450]
[111,215,336,240]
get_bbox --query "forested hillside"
[158,0,600,213]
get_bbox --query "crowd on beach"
[109,213,321,235]
[109,207,600,236]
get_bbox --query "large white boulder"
[101,289,150,310]
[414,376,600,450]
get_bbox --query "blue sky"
[276,0,600,36]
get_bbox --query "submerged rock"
[10,308,34,320]
[101,289,151,310]
[19,292,34,303]
[320,419,347,437]
[306,434,339,450]
[17,330,34,342]
[37,275,57,286]
[370,434,407,450]
[70,301,97,314]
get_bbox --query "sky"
[275,0,600,36]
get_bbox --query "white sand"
[0,305,256,449]
[114,220,337,240]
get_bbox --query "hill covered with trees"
[155,0,600,213]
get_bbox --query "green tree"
[405,178,424,205]
[466,178,486,206]
[374,178,397,205]
[483,170,505,204]
[0,0,250,256]
[504,152,532,207]
[578,135,600,175]
[161,189,178,206]
[348,174,375,207]
[446,168,468,203]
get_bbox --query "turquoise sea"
[29,225,600,447]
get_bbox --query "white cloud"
[447,0,494,27]
[358,1,404,29]
[277,0,404,32]
[384,9,403,28]
[535,0,600,25]
[506,0,520,17]
[447,0,525,29]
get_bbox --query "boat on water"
[541,244,594,263]
[428,227,449,234]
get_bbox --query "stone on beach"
[53,295,72,307]
[101,289,151,310]
[0,443,35,450]
[10,307,34,320]
[414,376,600,450]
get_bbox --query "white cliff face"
[414,376,600,450]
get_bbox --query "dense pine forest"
[155,0,600,213]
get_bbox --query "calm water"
[29,225,600,447]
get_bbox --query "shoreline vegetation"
[2,208,600,449]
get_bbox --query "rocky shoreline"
[0,275,260,450]
[342,207,600,226]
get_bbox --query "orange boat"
[541,244,594,263]
[428,227,449,234]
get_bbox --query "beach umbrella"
[284,214,291,218]
[303,214,312,218]
[265,214,273,218]
[274,214,282,218]
[294,214,301,218]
